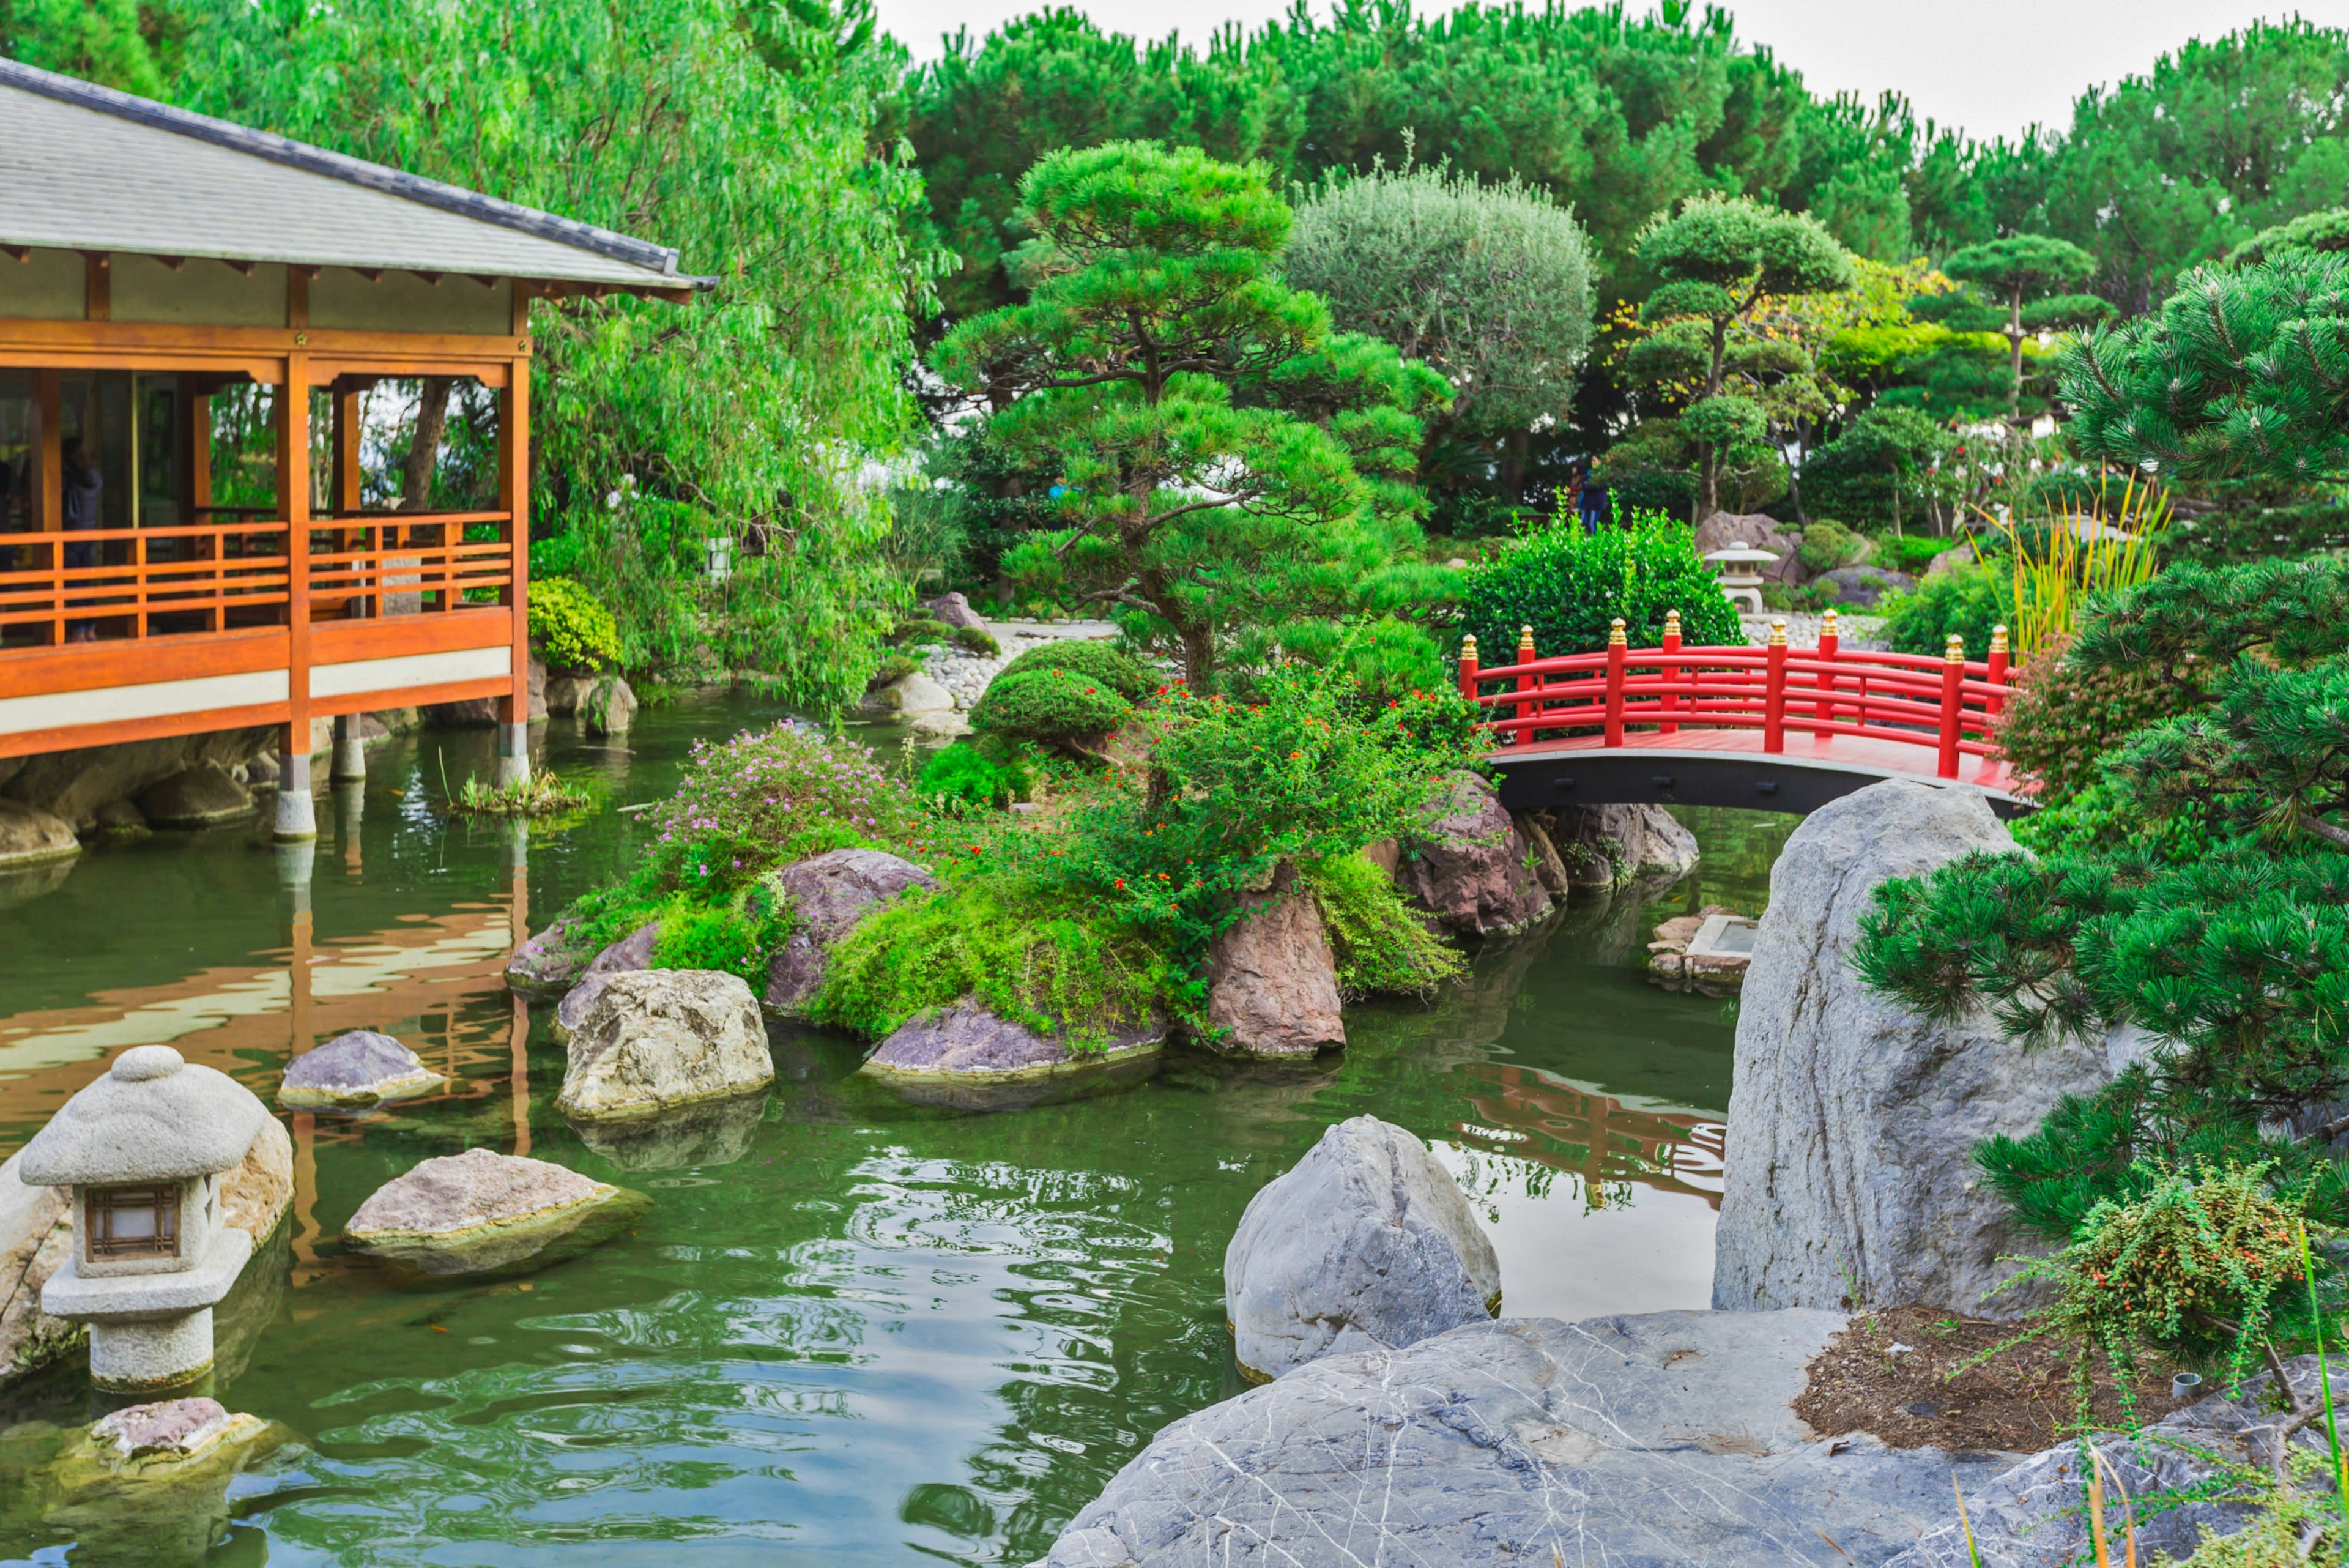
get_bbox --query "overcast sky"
[878,0,2310,144]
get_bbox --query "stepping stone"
[279,1031,446,1110]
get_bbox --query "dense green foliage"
[992,640,1158,703]
[1875,561,2014,658]
[1299,852,1464,997]
[916,743,1031,811]
[968,665,1135,751]
[527,578,623,674]
[1931,235,2108,436]
[935,142,1449,689]
[1456,507,1742,662]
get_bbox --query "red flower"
[1115,878,1126,889]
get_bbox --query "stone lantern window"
[87,1184,182,1261]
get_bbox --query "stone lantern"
[17,1044,269,1392]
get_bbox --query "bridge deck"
[1491,726,2032,816]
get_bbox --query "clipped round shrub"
[1876,561,2013,658]
[529,576,622,672]
[953,624,1000,656]
[993,639,1154,703]
[970,666,1134,748]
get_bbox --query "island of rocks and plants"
[7,4,2349,1564]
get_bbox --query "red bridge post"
[1937,634,1964,778]
[1603,618,1627,747]
[1515,625,1538,736]
[1817,606,1839,730]
[1763,617,1787,753]
[1458,634,1479,705]
[1659,609,1681,735]
[1986,624,2009,721]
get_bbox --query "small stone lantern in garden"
[17,1044,269,1392]
[1702,542,1779,615]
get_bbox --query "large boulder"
[1,1119,289,1388]
[580,675,638,736]
[1695,509,1802,583]
[505,916,601,1000]
[556,968,774,1122]
[278,1031,446,1111]
[1201,864,1345,1059]
[1713,780,2110,1318]
[1546,803,1701,890]
[1817,563,1917,609]
[1398,771,1553,936]
[924,591,989,630]
[344,1147,640,1279]
[1,724,275,829]
[1225,1115,1499,1379]
[1030,1309,2009,1568]
[136,767,253,828]
[1888,1358,2348,1567]
[863,1001,1165,1111]
[554,921,660,1035]
[760,849,941,1013]
[868,670,955,716]
[0,799,78,871]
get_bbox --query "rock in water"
[1203,865,1345,1058]
[0,800,79,872]
[1225,1115,1498,1379]
[1549,803,1700,888]
[345,1147,639,1279]
[581,675,638,736]
[0,1150,76,1384]
[760,849,940,1013]
[218,1119,292,1243]
[554,921,659,1035]
[1030,1309,2008,1568]
[571,1090,768,1171]
[135,767,253,828]
[505,916,600,1000]
[279,1031,446,1110]
[1713,780,2109,1318]
[870,670,955,716]
[863,1001,1165,1111]
[557,969,774,1121]
[1398,771,1552,935]
[89,1398,255,1466]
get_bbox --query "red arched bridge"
[1463,609,2032,818]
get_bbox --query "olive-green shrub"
[1300,853,1463,996]
[529,576,623,672]
[970,666,1134,748]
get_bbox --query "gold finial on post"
[1607,617,1627,647]
[1518,623,1536,659]
[1990,624,2009,655]
[1822,606,1838,630]
[1768,617,1788,647]
[1945,633,1965,663]
[1461,634,1478,657]
[1664,608,1681,632]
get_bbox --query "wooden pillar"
[1937,634,1965,779]
[276,362,317,839]
[1762,619,1788,754]
[330,384,363,619]
[187,391,219,631]
[1603,618,1627,748]
[495,310,533,787]
[30,370,61,646]
[83,253,109,321]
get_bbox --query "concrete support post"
[330,714,366,782]
[494,721,531,789]
[273,734,317,841]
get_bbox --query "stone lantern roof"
[18,1046,269,1187]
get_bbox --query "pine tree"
[1931,235,2110,442]
[934,142,1449,690]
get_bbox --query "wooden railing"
[1461,612,2011,781]
[0,512,513,646]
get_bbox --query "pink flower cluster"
[650,723,927,865]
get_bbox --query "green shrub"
[992,638,1156,703]
[918,743,1030,811]
[1996,634,2206,803]
[529,576,622,672]
[1867,530,1957,574]
[812,882,1173,1049]
[1457,503,1742,661]
[650,897,790,987]
[1795,519,1868,574]
[1301,853,1463,996]
[894,615,955,645]
[867,653,920,689]
[1875,561,2014,657]
[969,666,1134,748]
[953,623,1000,656]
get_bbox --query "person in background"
[62,437,101,641]
[1575,460,1609,535]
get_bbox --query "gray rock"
[870,670,954,715]
[543,674,595,716]
[423,696,500,728]
[2,725,275,828]
[1713,781,2109,1318]
[1888,1357,2349,1567]
[1817,564,1917,609]
[92,798,147,836]
[1225,1115,1499,1379]
[554,921,660,1035]
[571,1090,768,1171]
[1202,864,1345,1059]
[1548,803,1700,889]
[1399,770,1553,936]
[581,675,638,735]
[864,1001,1166,1110]
[0,798,78,869]
[279,1031,445,1111]
[345,1147,637,1279]
[760,849,940,1013]
[1030,1309,2009,1568]
[925,591,989,630]
[135,767,253,828]
[556,969,774,1122]
[505,916,601,1000]
[1696,509,1803,583]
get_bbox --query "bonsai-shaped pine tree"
[934,141,1448,690]
[1624,195,1854,521]
[1800,404,1953,537]
[1929,235,2112,443]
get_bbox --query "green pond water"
[0,691,1795,1567]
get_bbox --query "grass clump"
[812,880,1172,1050]
[918,742,1031,811]
[450,768,595,819]
[1301,852,1463,997]
[953,624,1000,656]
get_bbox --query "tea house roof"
[17,1047,269,1186]
[0,58,711,296]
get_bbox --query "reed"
[1973,470,2170,656]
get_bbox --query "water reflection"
[0,700,1797,1566]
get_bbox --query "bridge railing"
[1460,609,2010,780]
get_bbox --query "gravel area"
[1739,611,1887,650]
[917,617,1119,712]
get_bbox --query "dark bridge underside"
[1488,746,2036,820]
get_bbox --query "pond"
[0,691,1795,1567]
